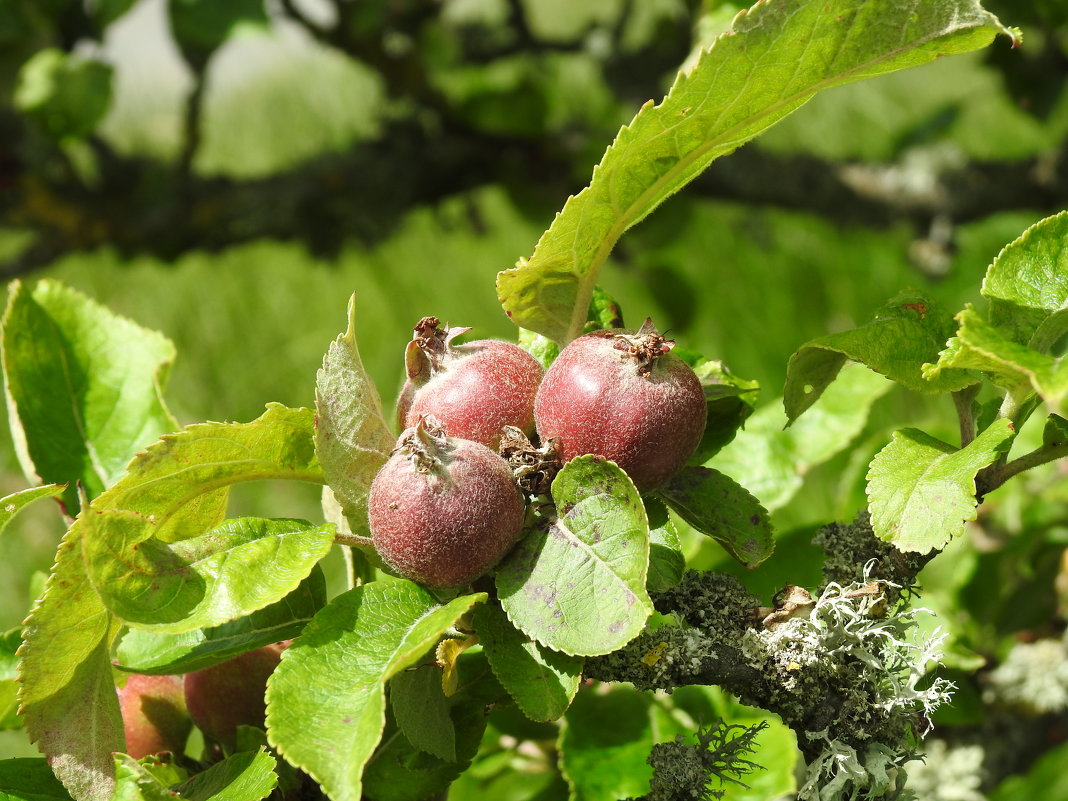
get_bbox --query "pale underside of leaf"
[314,293,395,538]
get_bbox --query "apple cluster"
[368,316,707,590]
[117,642,287,759]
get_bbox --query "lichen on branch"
[586,515,953,800]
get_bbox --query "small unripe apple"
[118,673,191,759]
[534,319,707,491]
[369,416,525,589]
[183,642,287,746]
[397,317,543,449]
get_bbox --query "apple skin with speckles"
[369,418,525,590]
[397,317,543,449]
[118,673,192,759]
[534,321,707,492]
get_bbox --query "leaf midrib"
[564,15,993,342]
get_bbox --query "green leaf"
[2,279,177,516]
[559,686,689,801]
[92,0,138,28]
[167,0,268,68]
[925,306,1068,412]
[81,405,324,631]
[233,727,301,791]
[867,419,1016,553]
[362,700,487,801]
[658,466,774,568]
[473,604,583,723]
[14,50,113,140]
[517,329,560,369]
[314,294,395,538]
[18,525,124,801]
[1043,415,1068,448]
[170,749,277,801]
[983,211,1068,348]
[583,286,625,332]
[497,1,1014,344]
[496,456,653,656]
[990,740,1068,801]
[645,499,684,594]
[686,358,759,463]
[785,292,977,424]
[265,581,485,801]
[113,755,185,801]
[20,405,313,801]
[0,629,21,730]
[116,566,326,674]
[715,363,893,512]
[0,758,75,800]
[389,665,456,762]
[0,485,64,538]
[87,516,334,633]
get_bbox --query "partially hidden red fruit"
[534,319,707,491]
[397,317,543,448]
[183,642,288,747]
[118,673,192,759]
[369,416,525,590]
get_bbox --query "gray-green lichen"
[983,630,1068,714]
[587,516,953,801]
[903,740,987,801]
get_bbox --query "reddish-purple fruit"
[397,317,543,449]
[118,673,192,759]
[534,319,707,492]
[183,642,287,746]
[369,416,525,590]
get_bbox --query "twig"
[979,441,1068,494]
[953,385,980,448]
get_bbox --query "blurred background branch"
[4,0,1064,281]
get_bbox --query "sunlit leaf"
[925,306,1068,412]
[116,566,326,674]
[0,484,64,537]
[21,406,315,801]
[867,419,1015,553]
[170,749,277,801]
[87,516,333,632]
[14,50,113,140]
[266,581,485,801]
[1,280,177,516]
[81,405,323,631]
[983,210,1068,348]
[498,1,1014,344]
